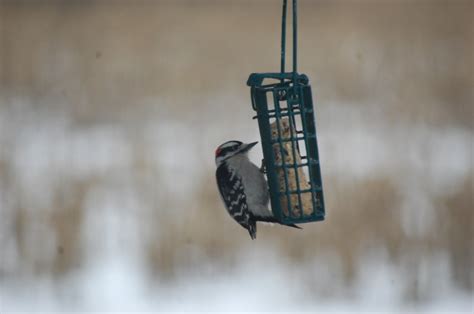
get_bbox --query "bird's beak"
[240,141,258,153]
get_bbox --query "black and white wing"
[216,164,256,239]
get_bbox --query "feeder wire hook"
[280,0,298,87]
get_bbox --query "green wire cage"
[247,0,325,224]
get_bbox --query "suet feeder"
[247,0,325,224]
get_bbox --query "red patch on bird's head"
[215,147,222,157]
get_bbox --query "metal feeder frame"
[247,0,325,224]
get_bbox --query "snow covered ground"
[1,251,472,312]
[1,104,471,312]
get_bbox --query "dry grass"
[436,175,473,291]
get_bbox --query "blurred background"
[0,0,472,312]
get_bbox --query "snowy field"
[1,103,472,312]
[1,253,472,312]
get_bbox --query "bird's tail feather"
[248,220,257,240]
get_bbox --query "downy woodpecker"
[215,140,301,239]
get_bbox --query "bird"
[215,140,301,239]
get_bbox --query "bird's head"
[215,140,258,167]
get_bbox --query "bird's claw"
[260,158,267,174]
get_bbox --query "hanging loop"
[280,0,298,77]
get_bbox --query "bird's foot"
[260,158,267,174]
